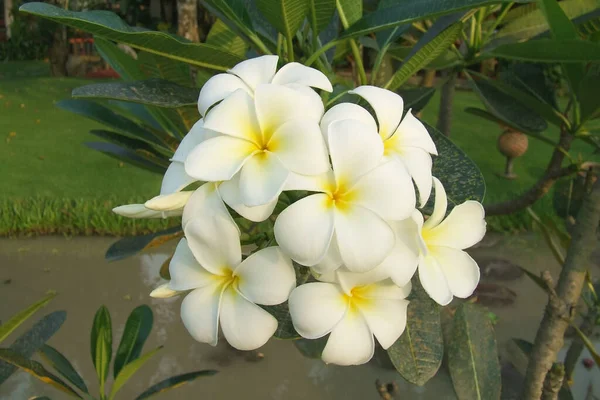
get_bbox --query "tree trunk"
[4,0,13,38]
[421,69,436,87]
[49,26,68,77]
[436,70,457,137]
[177,0,199,42]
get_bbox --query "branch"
[542,363,565,400]
[521,177,600,399]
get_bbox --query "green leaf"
[294,337,328,359]
[39,344,88,394]
[385,21,463,91]
[109,347,162,400]
[0,292,56,344]
[309,0,336,34]
[88,129,165,156]
[500,63,558,109]
[135,370,218,400]
[388,44,462,70]
[337,0,362,25]
[91,306,112,394]
[399,86,436,113]
[387,283,442,386]
[256,0,309,40]
[0,348,81,398]
[375,0,411,50]
[72,79,199,108]
[19,3,243,71]
[527,208,566,265]
[0,311,67,385]
[202,0,255,42]
[491,39,600,62]
[114,305,154,378]
[84,142,168,174]
[206,19,248,57]
[105,226,183,262]
[571,324,600,366]
[448,303,501,400]
[425,122,486,212]
[578,63,600,123]
[338,0,519,40]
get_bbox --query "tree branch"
[542,363,565,400]
[520,177,600,399]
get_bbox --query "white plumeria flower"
[274,119,416,273]
[321,85,438,207]
[156,216,296,350]
[197,55,332,118]
[185,84,330,208]
[289,271,410,366]
[405,178,486,306]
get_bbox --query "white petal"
[185,216,241,276]
[393,110,437,155]
[159,162,196,194]
[311,235,343,274]
[320,103,378,144]
[371,234,419,288]
[358,279,412,300]
[274,194,335,266]
[284,84,325,121]
[426,201,487,250]
[322,312,374,366]
[145,191,193,212]
[169,238,215,291]
[390,148,433,207]
[228,55,278,90]
[181,283,224,346]
[283,171,332,192]
[203,89,262,144]
[334,205,395,272]
[197,73,249,116]
[328,119,384,186]
[432,246,480,299]
[349,159,415,220]
[272,62,333,92]
[288,282,347,339]
[360,296,409,349]
[182,183,234,229]
[424,177,447,229]
[350,85,404,140]
[234,246,296,305]
[418,254,453,306]
[150,283,180,298]
[255,84,321,137]
[172,120,220,163]
[239,151,288,207]
[185,135,258,181]
[112,204,178,219]
[219,286,277,350]
[269,119,329,175]
[219,175,277,222]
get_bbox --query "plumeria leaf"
[387,282,442,386]
[84,142,168,174]
[114,305,154,378]
[105,226,183,262]
[39,344,88,394]
[388,44,463,70]
[72,79,199,108]
[490,39,600,63]
[399,87,437,113]
[134,370,218,400]
[0,292,56,344]
[19,3,243,71]
[423,122,485,213]
[202,0,256,43]
[294,336,328,359]
[0,311,67,385]
[91,306,112,393]
[109,347,163,400]
[0,349,81,398]
[448,303,501,400]
[309,0,336,35]
[578,64,600,123]
[88,130,167,156]
[160,256,173,280]
[256,0,309,40]
[206,19,248,57]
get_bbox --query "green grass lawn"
[0,61,598,235]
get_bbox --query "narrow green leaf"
[337,0,362,25]
[39,344,88,394]
[105,227,183,262]
[517,265,551,293]
[0,349,81,398]
[388,44,462,70]
[308,0,335,34]
[91,306,112,394]
[491,39,600,62]
[206,19,248,57]
[114,305,154,378]
[95,37,145,81]
[385,22,463,91]
[72,79,199,108]
[571,324,600,366]
[0,293,56,344]
[135,370,218,400]
[202,0,255,42]
[527,208,566,265]
[19,3,243,71]
[399,86,436,113]
[256,0,309,40]
[88,130,164,155]
[387,283,442,386]
[84,142,168,174]
[448,303,501,400]
[109,347,162,400]
[578,64,600,123]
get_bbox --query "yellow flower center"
[215,267,241,290]
[342,285,375,315]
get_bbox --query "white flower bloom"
[158,216,296,350]
[404,178,486,306]
[197,55,332,117]
[288,271,410,366]
[321,85,438,207]
[185,84,330,208]
[274,119,416,273]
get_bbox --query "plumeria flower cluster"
[115,56,486,366]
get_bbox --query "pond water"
[0,234,598,399]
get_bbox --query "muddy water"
[0,235,597,399]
